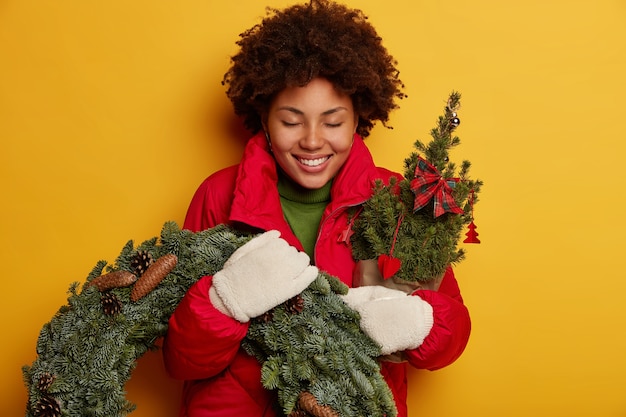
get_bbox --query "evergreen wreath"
[23,92,481,417]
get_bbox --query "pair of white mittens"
[209,230,433,355]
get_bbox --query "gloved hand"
[209,230,318,323]
[341,286,434,355]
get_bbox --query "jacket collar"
[229,131,379,234]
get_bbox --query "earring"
[264,130,272,151]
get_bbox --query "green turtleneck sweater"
[277,172,332,263]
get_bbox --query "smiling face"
[264,77,358,190]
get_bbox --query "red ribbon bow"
[410,156,463,218]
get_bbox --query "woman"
[163,1,471,416]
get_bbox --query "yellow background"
[2,0,625,416]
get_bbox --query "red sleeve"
[404,267,471,370]
[163,275,249,380]
[164,167,245,380]
[183,166,239,232]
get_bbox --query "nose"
[300,125,323,150]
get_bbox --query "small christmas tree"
[351,91,482,286]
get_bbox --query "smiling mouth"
[298,156,330,167]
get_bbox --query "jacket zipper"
[314,199,368,264]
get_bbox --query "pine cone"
[32,394,61,417]
[130,254,177,302]
[284,294,305,314]
[87,270,136,292]
[288,410,309,417]
[130,250,154,277]
[298,392,339,417]
[37,373,55,393]
[258,310,274,323]
[101,292,122,316]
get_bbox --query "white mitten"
[341,285,407,308]
[342,286,434,355]
[209,230,318,323]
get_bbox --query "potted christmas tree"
[351,91,482,293]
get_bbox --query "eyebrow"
[276,106,349,116]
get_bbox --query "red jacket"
[163,132,471,417]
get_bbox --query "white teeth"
[299,157,328,167]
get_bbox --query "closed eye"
[281,121,301,127]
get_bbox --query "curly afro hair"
[222,0,405,138]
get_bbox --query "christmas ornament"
[463,189,480,243]
[377,212,404,279]
[463,222,480,243]
[378,254,402,279]
[410,156,463,218]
